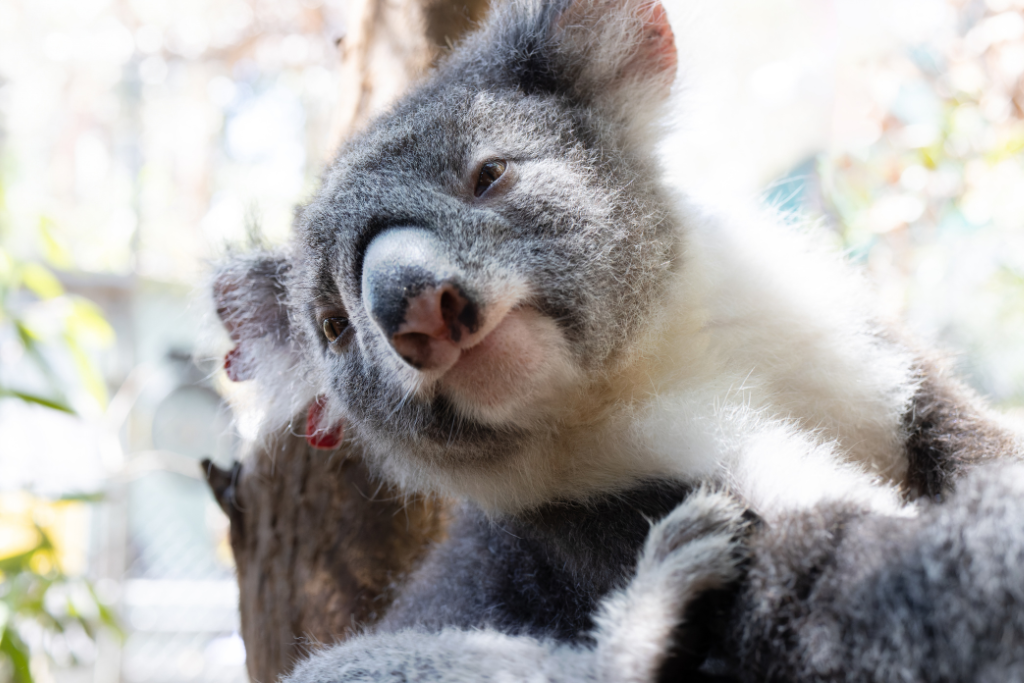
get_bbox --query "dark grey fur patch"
[380,480,697,641]
[901,354,1019,500]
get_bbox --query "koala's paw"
[589,488,750,683]
[637,486,750,584]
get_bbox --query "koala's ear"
[551,0,677,101]
[213,254,343,449]
[213,253,293,383]
[469,0,677,132]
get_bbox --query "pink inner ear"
[556,0,678,90]
[641,3,677,79]
[618,1,676,86]
[306,396,344,450]
[224,346,252,382]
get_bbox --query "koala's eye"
[322,317,349,344]
[474,160,507,197]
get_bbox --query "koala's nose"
[362,228,480,371]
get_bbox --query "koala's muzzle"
[362,228,481,371]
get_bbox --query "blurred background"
[0,0,1022,682]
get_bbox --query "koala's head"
[216,0,684,507]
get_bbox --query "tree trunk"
[203,437,447,683]
[204,3,489,682]
[330,0,491,146]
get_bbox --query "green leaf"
[19,264,63,300]
[0,390,75,414]
[0,548,42,576]
[33,526,56,554]
[37,217,73,270]
[0,627,33,683]
[12,320,70,404]
[34,612,63,634]
[86,586,123,639]
[56,492,105,503]
[96,603,123,639]
[14,320,40,345]
[75,615,95,641]
[66,298,115,346]
[65,340,108,408]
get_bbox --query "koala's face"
[219,0,682,498]
[302,90,604,431]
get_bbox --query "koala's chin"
[363,297,590,495]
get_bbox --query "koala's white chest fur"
[636,203,917,513]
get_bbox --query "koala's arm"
[284,489,751,683]
[729,460,1024,682]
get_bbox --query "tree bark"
[205,3,489,682]
[203,437,447,683]
[330,0,491,147]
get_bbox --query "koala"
[212,0,1024,678]
[215,0,1015,517]
[727,460,1024,683]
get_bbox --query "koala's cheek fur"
[441,307,584,427]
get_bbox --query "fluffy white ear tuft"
[554,0,677,102]
[212,252,318,442]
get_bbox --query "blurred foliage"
[0,0,342,282]
[0,494,120,683]
[1,155,118,682]
[821,1,1024,251]
[0,192,116,414]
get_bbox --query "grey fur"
[900,351,1018,500]
[284,462,1024,683]
[284,487,750,683]
[293,50,675,475]
[214,0,1018,508]
[730,461,1024,682]
[218,0,695,508]
[378,480,699,641]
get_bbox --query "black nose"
[361,228,480,369]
